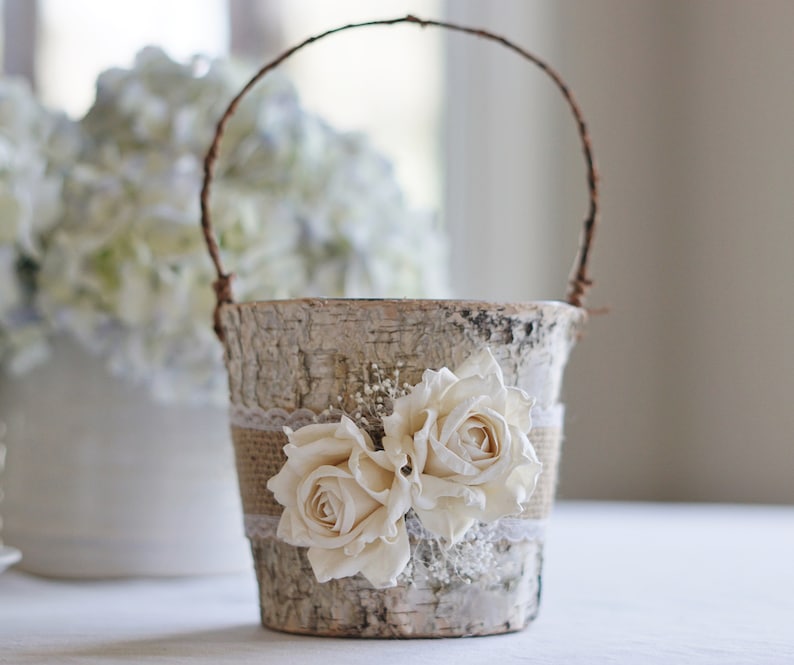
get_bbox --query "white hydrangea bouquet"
[1,47,447,404]
[0,45,448,579]
[0,79,80,374]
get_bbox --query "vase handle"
[200,14,600,341]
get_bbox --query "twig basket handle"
[200,15,599,341]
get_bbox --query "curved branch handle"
[201,14,599,341]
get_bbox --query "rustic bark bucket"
[200,15,599,638]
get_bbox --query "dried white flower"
[267,416,411,588]
[382,349,541,544]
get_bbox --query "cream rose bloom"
[382,349,541,544]
[267,416,411,588]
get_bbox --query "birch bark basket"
[223,299,584,637]
[200,15,599,638]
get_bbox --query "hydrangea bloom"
[0,78,80,374]
[37,48,448,404]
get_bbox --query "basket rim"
[220,297,587,315]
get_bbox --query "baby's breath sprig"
[320,361,411,443]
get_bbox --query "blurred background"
[2,0,792,504]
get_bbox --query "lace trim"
[532,403,564,429]
[229,405,329,431]
[230,403,563,431]
[244,513,547,544]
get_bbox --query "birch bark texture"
[221,298,584,637]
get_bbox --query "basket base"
[251,536,544,638]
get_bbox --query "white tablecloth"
[2,502,793,664]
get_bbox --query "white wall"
[445,0,794,503]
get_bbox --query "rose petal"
[508,427,539,467]
[504,387,535,434]
[426,429,480,478]
[413,473,484,511]
[349,446,394,504]
[276,507,311,546]
[381,434,413,475]
[453,347,503,383]
[295,465,376,547]
[457,419,492,460]
[419,366,458,398]
[437,396,487,450]
[439,373,505,416]
[475,476,531,522]
[429,409,515,486]
[357,520,411,588]
[406,408,437,473]
[414,499,477,545]
[505,459,543,506]
[307,517,409,588]
[307,543,363,583]
[266,463,302,509]
[283,430,354,475]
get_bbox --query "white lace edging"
[531,403,565,429]
[244,513,547,544]
[229,405,321,431]
[230,403,564,432]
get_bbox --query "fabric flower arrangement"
[267,349,541,587]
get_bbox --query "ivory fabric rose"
[382,349,541,544]
[267,416,411,588]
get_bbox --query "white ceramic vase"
[0,338,250,577]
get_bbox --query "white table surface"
[2,501,793,664]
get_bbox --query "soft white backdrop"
[446,0,794,504]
